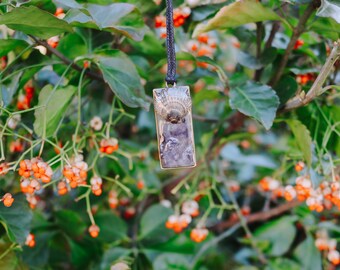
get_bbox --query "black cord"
[165,0,177,85]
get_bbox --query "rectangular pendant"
[153,86,196,169]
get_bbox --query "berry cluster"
[90,176,103,196]
[25,233,35,248]
[165,200,208,242]
[296,73,316,85]
[19,158,53,183]
[154,7,191,38]
[99,138,119,154]
[63,155,88,189]
[186,33,217,69]
[315,230,340,265]
[17,83,35,110]
[284,173,340,212]
[190,228,209,243]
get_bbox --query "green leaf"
[0,6,73,39]
[274,75,298,105]
[145,234,196,255]
[139,204,173,241]
[0,39,29,57]
[310,17,340,39]
[100,247,131,270]
[93,51,150,110]
[153,254,190,270]
[56,33,87,59]
[229,81,280,130]
[294,234,322,270]
[34,85,76,137]
[54,0,82,9]
[127,30,165,60]
[193,0,283,37]
[0,194,33,245]
[55,210,87,238]
[22,231,56,268]
[1,72,22,107]
[266,258,301,270]
[316,0,340,23]
[95,211,128,243]
[64,3,146,41]
[254,216,297,256]
[285,119,313,167]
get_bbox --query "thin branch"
[269,2,317,86]
[29,35,103,81]
[265,21,280,49]
[211,199,301,232]
[282,40,340,111]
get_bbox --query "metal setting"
[153,86,196,169]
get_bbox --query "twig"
[282,40,340,111]
[265,21,280,49]
[269,2,316,86]
[29,35,103,81]
[211,199,301,232]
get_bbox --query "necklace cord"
[165,0,177,85]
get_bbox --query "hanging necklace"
[153,0,196,169]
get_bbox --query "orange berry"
[58,181,68,196]
[294,39,304,50]
[2,193,14,207]
[137,180,145,190]
[295,161,305,172]
[198,34,209,44]
[25,233,35,248]
[88,224,100,238]
[241,206,251,216]
[190,228,208,243]
[55,7,64,16]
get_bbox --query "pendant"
[153,85,196,169]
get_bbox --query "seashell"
[154,87,192,124]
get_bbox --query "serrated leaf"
[139,204,173,241]
[93,51,150,110]
[95,211,128,242]
[34,85,76,137]
[64,3,146,41]
[294,234,322,270]
[193,0,283,37]
[286,119,313,167]
[0,6,73,39]
[0,194,33,245]
[254,216,297,256]
[55,210,87,238]
[316,0,340,23]
[229,81,280,130]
